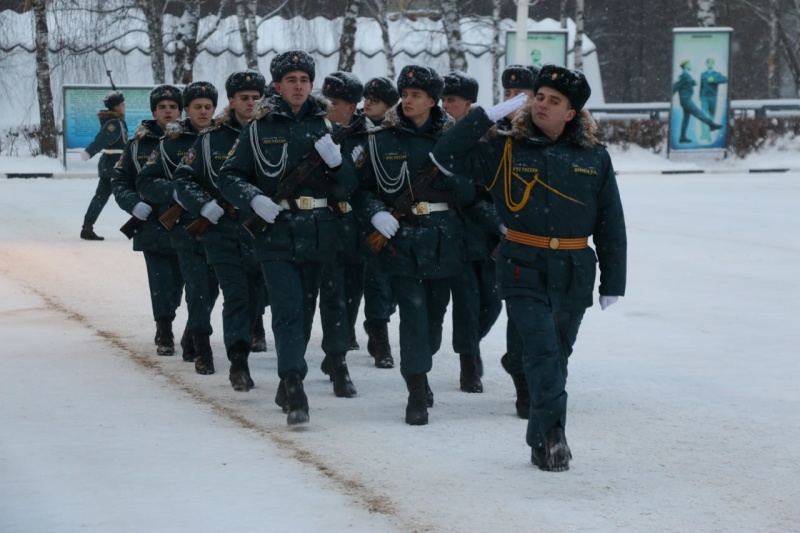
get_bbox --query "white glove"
[371,211,399,239]
[200,200,225,224]
[485,93,528,122]
[600,295,619,310]
[80,151,90,161]
[172,189,185,208]
[314,134,343,168]
[250,195,284,224]
[131,201,152,221]
[498,223,507,236]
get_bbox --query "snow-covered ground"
[0,153,799,532]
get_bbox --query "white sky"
[0,148,798,532]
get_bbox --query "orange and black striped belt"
[505,228,589,250]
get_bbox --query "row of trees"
[10,0,800,157]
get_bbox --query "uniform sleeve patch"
[351,145,366,168]
[107,123,116,132]
[146,150,159,166]
[184,147,196,165]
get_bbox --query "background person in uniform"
[137,82,221,375]
[111,85,186,357]
[360,76,400,370]
[441,71,503,394]
[80,90,128,240]
[352,65,474,426]
[672,59,722,143]
[218,51,358,426]
[699,57,728,142]
[173,70,269,392]
[432,65,627,472]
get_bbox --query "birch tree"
[338,0,361,72]
[29,0,58,157]
[768,0,780,97]
[574,0,584,70]
[236,0,258,70]
[696,0,716,27]
[170,0,229,84]
[491,0,503,103]
[441,0,467,72]
[135,0,167,83]
[364,0,395,79]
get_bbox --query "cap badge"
[292,54,299,62]
[551,73,559,80]
[408,71,414,78]
[511,74,516,81]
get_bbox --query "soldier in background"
[359,77,400,369]
[137,82,221,375]
[218,51,358,426]
[111,85,186,356]
[80,90,128,240]
[173,70,269,392]
[441,71,503,394]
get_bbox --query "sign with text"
[669,28,732,155]
[505,30,568,69]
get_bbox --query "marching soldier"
[137,81,221,375]
[359,77,400,369]
[80,90,128,240]
[173,70,270,392]
[351,65,474,425]
[111,85,186,357]
[218,51,358,426]
[432,65,627,471]
[441,72,503,394]
[317,70,366,397]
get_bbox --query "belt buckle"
[338,201,350,213]
[549,237,560,250]
[415,202,430,215]
[298,196,314,210]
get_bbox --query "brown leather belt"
[505,228,589,250]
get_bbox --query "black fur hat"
[150,84,183,112]
[183,81,218,108]
[363,77,399,107]
[322,71,364,103]
[270,50,315,83]
[502,64,537,90]
[103,91,125,110]
[225,70,266,98]
[533,64,592,111]
[442,71,479,102]
[397,65,444,102]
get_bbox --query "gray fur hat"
[397,65,445,102]
[442,71,479,102]
[533,64,591,111]
[363,77,399,107]
[225,70,266,98]
[322,71,364,103]
[183,81,218,108]
[270,50,315,83]
[150,84,183,112]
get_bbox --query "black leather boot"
[320,353,334,382]
[348,329,360,351]
[180,328,196,362]
[459,353,484,393]
[403,373,429,426]
[80,225,104,241]
[501,353,529,419]
[330,352,357,398]
[251,316,267,352]
[228,340,252,392]
[193,333,214,375]
[155,318,174,356]
[284,372,309,426]
[274,378,289,413]
[531,423,572,472]
[363,319,393,368]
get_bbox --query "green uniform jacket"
[136,118,203,253]
[672,71,697,105]
[85,110,128,178]
[352,105,474,279]
[172,108,257,268]
[111,120,173,253]
[217,95,358,263]
[337,109,371,264]
[432,106,627,309]
[462,189,503,261]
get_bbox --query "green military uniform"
[432,104,627,456]
[137,118,220,358]
[111,119,184,348]
[352,104,474,377]
[173,108,267,386]
[83,110,128,232]
[218,94,358,384]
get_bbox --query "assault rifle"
[119,200,154,239]
[242,114,365,238]
[185,200,239,239]
[364,158,440,253]
[158,203,186,231]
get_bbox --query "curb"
[616,168,798,175]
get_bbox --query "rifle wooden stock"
[242,115,366,239]
[158,203,184,231]
[185,202,238,239]
[119,215,144,239]
[364,161,440,254]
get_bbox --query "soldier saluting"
[218,51,357,426]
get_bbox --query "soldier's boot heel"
[227,340,252,392]
[180,328,196,362]
[284,372,309,426]
[251,316,267,353]
[155,317,175,356]
[364,319,394,368]
[193,333,215,375]
[331,352,357,398]
[501,353,529,419]
[459,353,483,393]
[403,373,429,426]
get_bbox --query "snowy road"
[0,173,798,532]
